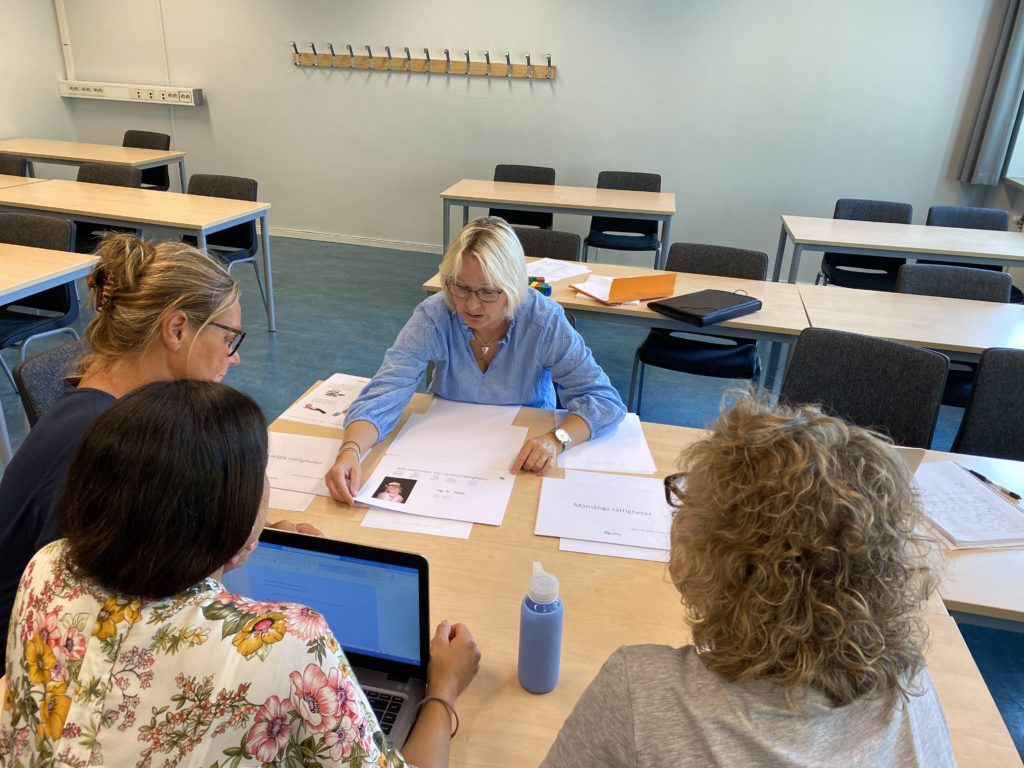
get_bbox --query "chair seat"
[821,263,899,292]
[943,366,975,408]
[585,230,661,251]
[209,246,255,266]
[637,328,760,379]
[0,310,75,347]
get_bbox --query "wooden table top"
[798,283,1024,355]
[0,243,97,301]
[783,214,1024,261]
[424,260,810,336]
[269,392,1021,767]
[441,179,677,216]
[0,175,44,191]
[0,179,269,230]
[0,137,185,167]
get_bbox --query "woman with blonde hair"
[0,232,243,669]
[543,396,955,767]
[326,216,625,504]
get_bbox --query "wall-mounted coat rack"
[290,43,557,80]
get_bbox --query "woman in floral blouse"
[1,380,480,767]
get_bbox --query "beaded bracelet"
[415,695,459,738]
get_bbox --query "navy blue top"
[0,385,115,669]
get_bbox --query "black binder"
[647,289,762,327]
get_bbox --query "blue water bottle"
[518,562,563,693]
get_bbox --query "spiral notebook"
[914,461,1024,549]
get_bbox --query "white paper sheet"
[915,461,1024,549]
[424,398,520,426]
[559,538,668,562]
[268,488,316,513]
[557,413,656,474]
[361,509,473,539]
[526,258,591,282]
[390,411,527,469]
[267,432,341,497]
[573,291,640,307]
[535,474,672,549]
[571,275,614,301]
[278,373,370,428]
[355,454,515,525]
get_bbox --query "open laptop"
[220,529,429,748]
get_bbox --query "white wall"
[38,1,1024,277]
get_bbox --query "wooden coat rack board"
[291,44,557,80]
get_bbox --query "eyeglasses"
[663,472,686,507]
[447,280,504,303]
[209,321,246,356]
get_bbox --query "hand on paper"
[266,519,324,536]
[325,450,361,505]
[426,619,481,701]
[511,433,560,475]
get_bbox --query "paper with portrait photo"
[267,432,341,497]
[355,454,514,525]
[361,509,473,539]
[279,373,370,428]
[556,412,656,474]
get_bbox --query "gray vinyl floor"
[0,235,1019,758]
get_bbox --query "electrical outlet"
[58,80,204,107]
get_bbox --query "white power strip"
[58,80,204,106]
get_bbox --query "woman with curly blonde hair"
[543,396,954,767]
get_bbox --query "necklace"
[473,328,503,356]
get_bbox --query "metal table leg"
[772,224,788,282]
[442,199,451,250]
[786,244,804,283]
[658,216,673,270]
[260,213,276,332]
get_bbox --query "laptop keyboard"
[364,689,406,734]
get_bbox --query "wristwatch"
[550,427,572,452]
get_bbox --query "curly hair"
[669,395,935,707]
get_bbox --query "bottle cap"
[528,561,559,604]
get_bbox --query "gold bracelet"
[337,441,362,461]
[415,695,459,738]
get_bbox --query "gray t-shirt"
[542,644,955,768]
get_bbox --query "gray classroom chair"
[514,228,581,261]
[122,129,172,191]
[12,339,89,426]
[0,153,28,177]
[816,198,913,291]
[952,348,1024,461]
[780,328,949,449]
[74,162,142,252]
[491,164,556,229]
[583,171,662,265]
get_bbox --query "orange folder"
[571,272,676,304]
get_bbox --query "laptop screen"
[221,531,427,672]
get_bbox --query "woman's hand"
[266,519,324,536]
[325,450,361,505]
[511,433,561,475]
[426,620,481,701]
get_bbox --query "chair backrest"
[590,170,661,236]
[514,228,580,261]
[123,129,171,190]
[666,242,768,280]
[926,205,1008,231]
[896,264,1012,303]
[0,153,28,176]
[76,162,141,188]
[186,174,258,254]
[490,164,556,229]
[780,328,949,448]
[0,213,78,316]
[824,199,913,272]
[953,348,1024,460]
[12,339,90,426]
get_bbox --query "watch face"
[553,428,571,447]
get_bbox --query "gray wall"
[9,0,1024,278]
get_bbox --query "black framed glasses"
[446,280,504,303]
[664,472,686,507]
[210,321,246,356]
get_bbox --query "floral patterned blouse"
[1,541,409,767]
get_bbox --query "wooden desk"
[0,137,187,192]
[774,214,1024,283]
[0,243,98,464]
[0,179,277,331]
[798,283,1024,362]
[269,394,1020,767]
[441,180,677,268]
[0,175,44,191]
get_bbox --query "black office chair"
[896,263,1012,408]
[953,348,1024,460]
[583,171,662,265]
[12,338,89,426]
[123,130,172,191]
[491,165,556,229]
[628,243,768,416]
[780,328,949,449]
[816,198,913,291]
[185,174,266,311]
[514,228,581,261]
[74,162,142,253]
[0,213,81,389]
[0,153,28,177]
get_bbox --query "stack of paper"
[279,373,370,428]
[556,412,656,474]
[527,258,591,282]
[536,471,672,561]
[915,462,1024,549]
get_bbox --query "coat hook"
[346,44,354,68]
[365,45,373,69]
[546,53,552,80]
[424,48,431,72]
[328,43,336,68]
[463,50,471,77]
[484,50,491,77]
[405,46,412,72]
[309,42,318,67]
[444,48,451,74]
[386,46,393,71]
[524,52,531,78]
[504,51,511,78]
[291,41,300,65]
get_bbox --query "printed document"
[557,412,656,474]
[361,509,473,539]
[279,373,370,428]
[527,258,591,282]
[267,432,341,497]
